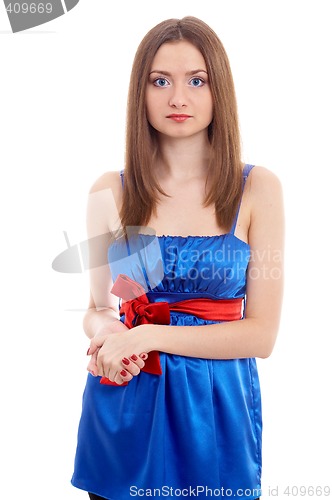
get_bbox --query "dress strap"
[230,164,255,235]
[120,169,124,189]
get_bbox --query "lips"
[166,114,192,122]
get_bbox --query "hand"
[115,352,149,385]
[88,349,148,385]
[87,325,152,384]
[87,323,128,378]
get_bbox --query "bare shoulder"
[246,165,283,210]
[89,170,123,195]
[249,165,282,194]
[87,170,123,234]
[88,170,123,213]
[247,166,284,234]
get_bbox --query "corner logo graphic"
[3,0,79,33]
[52,228,165,298]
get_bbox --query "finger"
[113,371,123,385]
[95,356,106,378]
[87,343,99,356]
[87,361,97,376]
[88,334,110,356]
[140,352,148,361]
[87,348,99,376]
[120,369,133,382]
[121,357,140,376]
[96,348,111,378]
[129,354,145,369]
[113,369,133,385]
[89,348,99,367]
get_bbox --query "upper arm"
[245,166,285,355]
[86,171,123,312]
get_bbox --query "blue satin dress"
[71,164,262,500]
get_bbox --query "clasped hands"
[86,323,150,386]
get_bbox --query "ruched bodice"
[109,233,251,300]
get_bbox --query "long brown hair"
[119,16,243,233]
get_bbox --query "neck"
[156,133,212,181]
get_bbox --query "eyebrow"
[149,69,208,76]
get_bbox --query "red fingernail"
[131,354,138,361]
[120,370,127,377]
[140,353,147,360]
[122,357,130,365]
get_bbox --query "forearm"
[147,318,278,360]
[83,308,128,339]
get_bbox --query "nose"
[168,84,187,108]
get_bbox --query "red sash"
[100,274,243,386]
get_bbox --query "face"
[145,40,213,140]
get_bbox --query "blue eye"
[190,77,205,87]
[154,78,169,87]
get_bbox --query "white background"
[1,0,331,498]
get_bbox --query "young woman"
[71,16,284,500]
